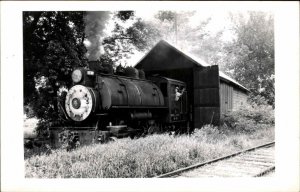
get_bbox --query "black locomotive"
[52,65,189,148]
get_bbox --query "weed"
[25,104,275,178]
[25,127,274,178]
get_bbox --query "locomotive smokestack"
[84,11,110,61]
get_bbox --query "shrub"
[193,125,228,143]
[221,103,274,133]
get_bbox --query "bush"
[193,125,228,143]
[221,103,274,133]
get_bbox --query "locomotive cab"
[148,76,188,124]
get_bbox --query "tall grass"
[25,126,274,178]
[25,103,275,178]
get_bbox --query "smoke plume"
[84,11,110,61]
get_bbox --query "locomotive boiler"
[52,66,189,148]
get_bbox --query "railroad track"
[156,141,275,178]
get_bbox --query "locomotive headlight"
[65,85,96,121]
[72,69,83,83]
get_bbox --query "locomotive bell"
[65,85,96,121]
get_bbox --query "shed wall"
[220,82,248,115]
[232,87,248,111]
[220,82,233,115]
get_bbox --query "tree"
[154,11,222,65]
[223,11,274,106]
[23,11,88,132]
[154,11,199,47]
[102,11,214,68]
[102,11,162,66]
[24,11,164,133]
[116,11,135,21]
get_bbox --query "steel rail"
[253,166,275,177]
[155,141,275,178]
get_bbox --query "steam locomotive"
[51,66,189,148]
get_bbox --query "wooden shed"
[135,40,249,128]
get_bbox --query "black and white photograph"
[1,1,299,192]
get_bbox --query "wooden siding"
[193,66,220,127]
[220,82,233,115]
[220,82,248,115]
[232,87,248,111]
[194,88,219,106]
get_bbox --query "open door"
[193,65,220,128]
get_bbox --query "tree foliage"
[116,11,135,21]
[154,11,200,47]
[24,11,164,132]
[223,11,274,106]
[154,11,223,66]
[23,11,88,131]
[102,11,161,66]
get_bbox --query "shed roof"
[135,40,249,92]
